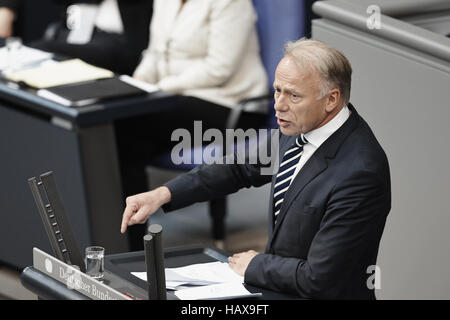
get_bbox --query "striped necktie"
[273,135,308,224]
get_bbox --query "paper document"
[4,59,114,88]
[175,282,261,300]
[166,261,244,284]
[0,45,53,71]
[119,75,159,93]
[132,261,261,299]
[132,261,244,290]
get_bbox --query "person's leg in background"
[114,112,171,251]
[114,96,267,250]
[114,97,229,250]
[165,96,267,248]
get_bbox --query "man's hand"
[0,8,15,38]
[120,186,171,234]
[228,250,259,276]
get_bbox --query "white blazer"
[133,0,268,108]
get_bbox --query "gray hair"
[284,38,352,105]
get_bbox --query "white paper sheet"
[0,46,53,72]
[131,261,244,290]
[174,282,261,300]
[166,261,244,284]
[130,272,212,290]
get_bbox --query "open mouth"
[277,118,290,127]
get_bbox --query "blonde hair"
[284,38,352,105]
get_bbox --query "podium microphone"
[148,224,167,300]
[143,234,158,300]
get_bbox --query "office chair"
[146,0,306,249]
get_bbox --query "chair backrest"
[252,0,307,127]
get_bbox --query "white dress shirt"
[291,105,351,181]
[133,0,268,108]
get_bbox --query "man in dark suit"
[0,0,153,75]
[0,0,18,38]
[120,38,391,299]
[33,0,153,75]
[0,0,65,41]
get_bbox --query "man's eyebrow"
[273,83,301,95]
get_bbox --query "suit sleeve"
[244,169,391,299]
[162,130,279,212]
[0,0,22,12]
[162,160,272,212]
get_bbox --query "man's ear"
[325,88,341,113]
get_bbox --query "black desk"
[0,80,179,269]
[21,245,297,300]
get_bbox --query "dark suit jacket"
[0,0,63,42]
[56,0,153,54]
[1,0,152,74]
[0,0,21,11]
[163,104,391,299]
[0,0,152,46]
[53,0,153,74]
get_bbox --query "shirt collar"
[304,105,351,149]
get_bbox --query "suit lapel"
[267,104,361,249]
[268,152,328,248]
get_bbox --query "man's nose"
[274,94,289,112]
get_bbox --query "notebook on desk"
[37,77,147,107]
[5,58,113,88]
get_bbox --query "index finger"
[121,204,137,234]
